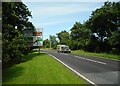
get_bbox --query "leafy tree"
[86,1,120,53]
[70,22,91,50]
[87,1,120,40]
[0,2,1,61]
[109,30,120,54]
[49,35,58,49]
[2,2,34,67]
[57,30,70,45]
[43,39,50,48]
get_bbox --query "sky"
[22,0,119,40]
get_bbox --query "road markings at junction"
[47,53,97,86]
[74,56,107,65]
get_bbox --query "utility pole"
[49,36,51,49]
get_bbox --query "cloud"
[32,18,75,29]
[27,2,98,28]
[31,5,96,17]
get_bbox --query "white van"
[57,45,71,53]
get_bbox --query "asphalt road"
[42,50,120,86]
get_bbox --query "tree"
[86,1,120,52]
[49,35,58,49]
[57,30,70,45]
[0,2,1,61]
[2,2,34,67]
[109,30,120,54]
[43,39,50,48]
[70,22,91,50]
[88,1,119,39]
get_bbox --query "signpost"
[33,36,43,46]
[33,28,43,53]
[23,28,43,53]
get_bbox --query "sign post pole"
[37,36,43,53]
[39,46,40,53]
[33,28,43,53]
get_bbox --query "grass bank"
[3,52,88,84]
[72,50,120,60]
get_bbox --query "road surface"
[42,50,120,86]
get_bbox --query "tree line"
[2,2,35,68]
[43,1,120,55]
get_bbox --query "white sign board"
[33,36,43,46]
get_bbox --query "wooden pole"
[39,46,40,53]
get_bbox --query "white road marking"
[46,53,96,86]
[0,60,1,62]
[92,55,120,62]
[75,56,106,65]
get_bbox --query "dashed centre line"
[74,56,107,65]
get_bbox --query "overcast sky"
[23,0,119,40]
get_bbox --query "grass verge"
[72,50,120,60]
[3,52,88,84]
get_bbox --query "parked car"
[57,45,71,53]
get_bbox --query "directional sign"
[33,36,43,46]
[33,28,43,47]
[37,37,42,42]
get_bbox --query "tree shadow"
[22,51,45,62]
[2,66,24,83]
[2,51,41,68]
[2,51,46,84]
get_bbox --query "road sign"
[32,28,43,47]
[33,36,43,46]
[37,37,42,42]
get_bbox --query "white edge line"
[75,56,106,65]
[44,52,97,86]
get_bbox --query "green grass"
[3,52,88,84]
[72,50,120,60]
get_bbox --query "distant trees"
[43,31,70,49]
[2,2,35,67]
[43,35,58,49]
[49,35,58,49]
[57,30,70,45]
[43,39,50,48]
